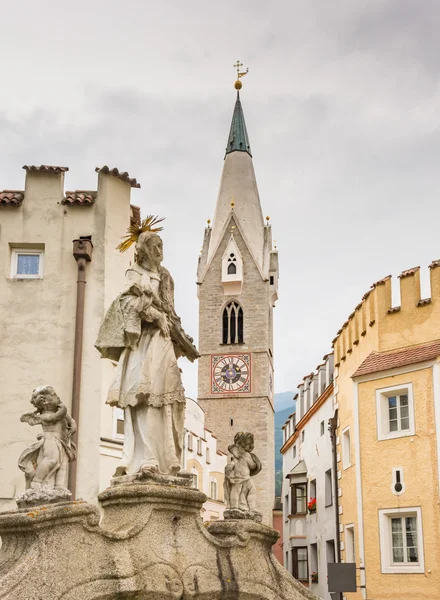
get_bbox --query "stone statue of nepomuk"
[224,431,262,522]
[95,222,199,478]
[17,385,77,506]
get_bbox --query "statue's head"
[31,386,61,412]
[233,431,255,452]
[136,231,163,268]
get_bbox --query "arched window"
[222,301,244,344]
[227,253,237,275]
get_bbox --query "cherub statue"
[224,432,262,519]
[17,386,76,505]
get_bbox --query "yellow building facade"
[334,263,440,599]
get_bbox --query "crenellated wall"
[333,262,440,366]
[333,261,440,600]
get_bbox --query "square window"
[345,524,356,563]
[325,469,333,507]
[292,546,308,581]
[342,427,351,469]
[379,507,424,574]
[376,384,415,441]
[210,480,217,500]
[11,248,44,279]
[114,407,125,439]
[291,483,307,514]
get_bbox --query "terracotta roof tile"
[95,166,141,188]
[387,306,401,314]
[0,190,24,206]
[23,165,68,173]
[130,204,141,227]
[399,266,420,279]
[62,191,97,206]
[417,298,431,306]
[429,259,440,270]
[352,340,440,378]
[371,275,391,288]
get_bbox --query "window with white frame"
[210,478,217,500]
[345,524,356,563]
[114,407,125,439]
[197,438,202,455]
[191,468,198,490]
[376,383,415,441]
[342,427,351,469]
[187,433,193,451]
[11,248,44,279]
[206,447,211,463]
[325,469,332,507]
[379,507,424,573]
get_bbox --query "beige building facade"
[333,264,440,599]
[197,90,278,525]
[0,164,139,510]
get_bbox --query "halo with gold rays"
[116,215,165,253]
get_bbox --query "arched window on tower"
[222,301,244,344]
[227,253,237,275]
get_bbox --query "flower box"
[307,497,316,514]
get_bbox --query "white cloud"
[1,0,439,398]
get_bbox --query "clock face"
[211,354,251,394]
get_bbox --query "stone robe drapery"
[95,264,186,475]
[18,433,76,489]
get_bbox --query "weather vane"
[233,60,249,90]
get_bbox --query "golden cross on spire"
[234,60,243,77]
[233,60,249,90]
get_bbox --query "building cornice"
[280,383,334,455]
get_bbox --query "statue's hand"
[158,314,171,339]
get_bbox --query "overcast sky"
[1,0,440,401]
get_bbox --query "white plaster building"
[0,165,140,511]
[280,353,340,600]
[100,398,227,521]
[197,86,278,525]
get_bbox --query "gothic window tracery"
[227,253,237,275]
[222,301,244,344]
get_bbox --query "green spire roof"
[225,92,252,158]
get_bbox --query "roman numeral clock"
[211,354,251,394]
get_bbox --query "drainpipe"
[68,237,93,498]
[329,410,341,562]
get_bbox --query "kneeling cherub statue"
[17,385,77,507]
[224,431,262,522]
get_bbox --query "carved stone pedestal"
[0,479,318,600]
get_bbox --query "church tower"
[197,79,279,525]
